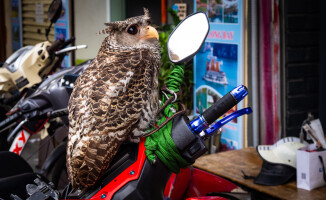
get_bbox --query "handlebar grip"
[201,85,248,125]
[47,38,65,54]
[61,37,75,49]
[49,108,68,118]
[30,108,68,120]
[201,93,238,125]
[0,112,20,129]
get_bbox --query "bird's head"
[98,8,159,51]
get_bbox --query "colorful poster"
[194,0,244,150]
[11,0,22,52]
[54,0,71,67]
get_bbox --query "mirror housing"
[46,0,62,40]
[167,12,209,64]
[48,0,62,23]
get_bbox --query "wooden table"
[193,147,326,200]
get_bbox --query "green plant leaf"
[158,8,194,115]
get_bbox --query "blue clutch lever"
[199,107,253,139]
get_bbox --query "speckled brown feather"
[67,10,160,189]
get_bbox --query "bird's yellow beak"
[141,26,159,40]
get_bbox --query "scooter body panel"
[165,167,238,200]
[15,41,55,91]
[0,41,59,95]
[186,197,229,200]
[186,168,237,197]
[0,68,15,95]
[0,46,33,95]
[90,139,147,200]
[165,168,192,200]
[9,129,31,155]
[67,138,172,200]
[111,155,172,200]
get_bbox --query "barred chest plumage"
[96,48,161,139]
[131,63,160,139]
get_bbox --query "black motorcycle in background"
[0,0,86,151]
[0,59,91,193]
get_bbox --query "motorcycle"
[0,59,91,191]
[1,12,252,200]
[0,0,87,153]
[0,0,86,106]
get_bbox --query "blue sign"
[194,0,244,150]
[54,0,71,67]
[11,0,22,52]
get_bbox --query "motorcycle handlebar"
[47,38,65,55]
[201,85,248,125]
[0,107,68,131]
[0,108,68,132]
[32,108,68,120]
[201,92,238,125]
[0,112,21,130]
[47,108,68,118]
[60,37,75,49]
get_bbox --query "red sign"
[207,30,234,41]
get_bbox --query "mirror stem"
[45,22,53,41]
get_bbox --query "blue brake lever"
[201,107,253,138]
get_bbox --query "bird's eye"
[127,25,138,35]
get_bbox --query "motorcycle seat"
[0,151,38,199]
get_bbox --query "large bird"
[67,8,161,189]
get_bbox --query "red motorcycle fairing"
[186,197,229,200]
[186,168,238,197]
[64,135,238,200]
[90,138,147,200]
[164,168,192,200]
[165,167,238,200]
[62,135,171,199]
